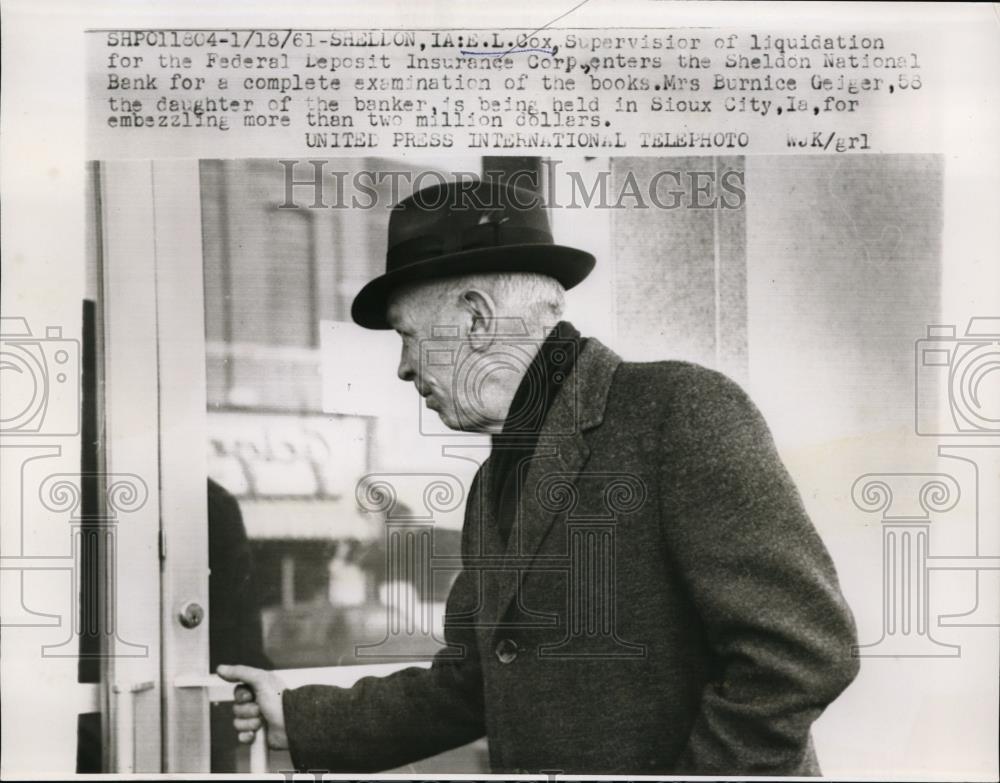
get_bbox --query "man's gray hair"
[440,272,565,326]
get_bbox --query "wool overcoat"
[283,337,860,775]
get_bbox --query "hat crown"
[350,178,594,329]
[386,180,553,271]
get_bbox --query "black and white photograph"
[1,2,998,781]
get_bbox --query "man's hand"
[216,664,289,749]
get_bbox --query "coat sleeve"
[656,367,859,775]
[281,475,487,772]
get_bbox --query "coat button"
[494,638,519,664]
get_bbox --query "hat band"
[386,224,553,267]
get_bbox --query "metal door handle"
[250,729,268,773]
[175,673,269,772]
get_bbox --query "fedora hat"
[350,179,595,329]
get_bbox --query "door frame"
[100,159,211,772]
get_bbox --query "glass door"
[195,158,485,773]
[99,156,488,773]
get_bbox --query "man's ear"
[460,288,497,351]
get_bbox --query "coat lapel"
[493,337,622,623]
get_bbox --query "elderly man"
[218,179,859,775]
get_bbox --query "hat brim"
[350,244,596,329]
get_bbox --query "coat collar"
[489,336,622,621]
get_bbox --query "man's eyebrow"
[389,316,411,335]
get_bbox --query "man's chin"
[437,412,475,432]
[425,398,501,433]
[449,410,505,434]
[424,400,462,432]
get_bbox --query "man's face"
[386,284,470,431]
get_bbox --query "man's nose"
[397,353,414,382]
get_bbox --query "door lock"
[177,601,205,629]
